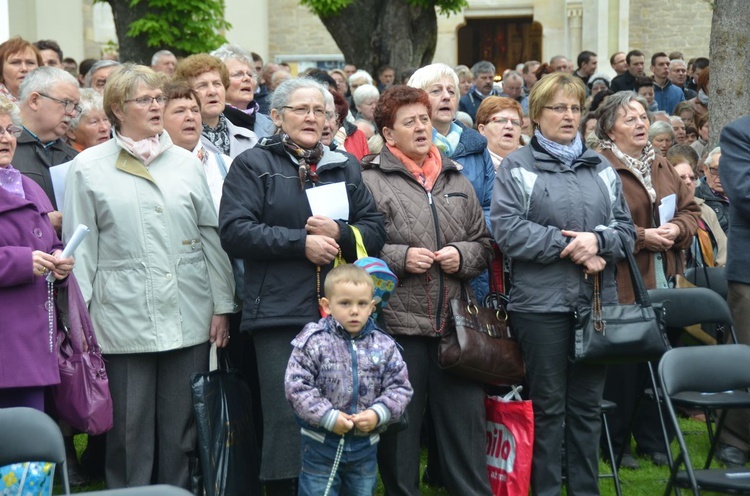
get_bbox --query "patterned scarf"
[432,122,462,157]
[387,143,442,192]
[534,129,583,168]
[0,165,25,198]
[0,83,17,103]
[282,133,325,190]
[202,114,231,155]
[600,139,657,203]
[115,131,162,166]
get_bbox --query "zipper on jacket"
[349,339,359,415]
[427,192,446,329]
[443,192,468,204]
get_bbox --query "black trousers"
[377,336,492,496]
[511,311,607,496]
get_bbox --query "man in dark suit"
[716,114,750,467]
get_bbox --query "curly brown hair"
[373,85,431,136]
[174,53,229,89]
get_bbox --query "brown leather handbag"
[438,285,525,386]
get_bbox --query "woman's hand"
[351,409,379,433]
[643,228,674,251]
[583,255,606,275]
[560,230,599,264]
[659,222,681,241]
[305,215,341,240]
[305,234,339,265]
[434,246,460,274]
[32,250,59,278]
[49,249,74,280]
[405,247,435,274]
[209,314,230,348]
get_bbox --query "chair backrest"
[82,485,194,495]
[683,267,728,299]
[659,344,750,397]
[648,287,733,328]
[0,407,66,466]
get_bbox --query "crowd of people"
[1,32,748,496]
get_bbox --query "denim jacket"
[285,316,412,447]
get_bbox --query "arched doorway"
[457,18,542,75]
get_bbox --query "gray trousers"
[719,282,750,451]
[511,312,607,496]
[104,343,209,489]
[377,336,492,496]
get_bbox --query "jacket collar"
[363,146,461,176]
[0,175,51,214]
[257,133,350,172]
[528,135,601,171]
[114,131,173,183]
[452,120,487,157]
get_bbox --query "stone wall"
[628,0,712,62]
[268,0,340,59]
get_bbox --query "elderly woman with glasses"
[62,64,237,489]
[476,96,524,170]
[65,88,111,152]
[0,95,75,410]
[175,54,258,159]
[594,91,699,469]
[491,73,635,494]
[210,43,275,138]
[219,77,385,495]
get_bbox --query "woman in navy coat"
[0,96,74,410]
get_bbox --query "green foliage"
[301,0,467,18]
[101,0,232,54]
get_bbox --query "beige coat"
[362,148,493,337]
[63,133,236,354]
[696,197,727,267]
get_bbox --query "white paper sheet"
[47,224,89,282]
[658,193,677,226]
[305,182,349,221]
[49,160,72,212]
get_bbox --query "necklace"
[424,273,450,335]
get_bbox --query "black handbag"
[572,246,671,364]
[438,282,525,386]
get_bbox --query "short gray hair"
[503,71,523,84]
[705,146,722,168]
[68,88,104,131]
[269,77,327,113]
[348,69,373,87]
[669,59,687,70]
[352,84,380,107]
[151,50,175,66]
[210,43,258,85]
[85,60,122,87]
[669,116,684,126]
[407,63,459,92]
[18,66,78,102]
[0,95,21,126]
[594,91,652,140]
[649,120,675,141]
[471,60,495,78]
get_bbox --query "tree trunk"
[708,0,750,149]
[104,0,162,65]
[317,0,437,76]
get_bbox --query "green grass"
[61,417,726,494]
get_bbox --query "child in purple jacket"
[285,264,412,496]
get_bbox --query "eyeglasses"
[124,95,169,107]
[489,116,522,127]
[325,112,338,121]
[230,71,255,80]
[707,166,719,175]
[37,93,82,116]
[282,106,326,118]
[679,174,697,182]
[543,105,582,114]
[0,125,23,138]
[622,115,649,126]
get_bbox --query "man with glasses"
[15,66,80,232]
[696,146,729,234]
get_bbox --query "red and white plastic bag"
[485,386,534,496]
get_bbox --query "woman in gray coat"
[490,72,635,495]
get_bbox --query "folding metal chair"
[659,344,750,495]
[683,266,728,300]
[0,406,70,494]
[600,399,623,496]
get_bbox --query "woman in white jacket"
[62,64,236,490]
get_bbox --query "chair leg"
[61,459,71,494]
[601,410,623,496]
[648,362,675,468]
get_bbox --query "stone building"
[3,0,712,76]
